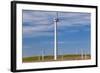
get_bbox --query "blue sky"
[22,10,91,57]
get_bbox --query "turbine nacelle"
[54,18,59,22]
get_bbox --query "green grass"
[22,54,91,63]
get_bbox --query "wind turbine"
[50,12,67,60]
[54,12,59,60]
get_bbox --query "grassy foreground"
[22,54,91,63]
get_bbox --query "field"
[22,54,91,63]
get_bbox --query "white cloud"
[23,45,31,49]
[58,41,65,44]
[57,40,90,45]
[23,31,54,38]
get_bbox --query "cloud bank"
[22,10,90,38]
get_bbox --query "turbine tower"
[54,12,59,60]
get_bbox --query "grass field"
[22,54,91,63]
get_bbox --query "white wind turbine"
[49,12,68,60]
[54,12,59,60]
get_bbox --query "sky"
[22,10,91,57]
